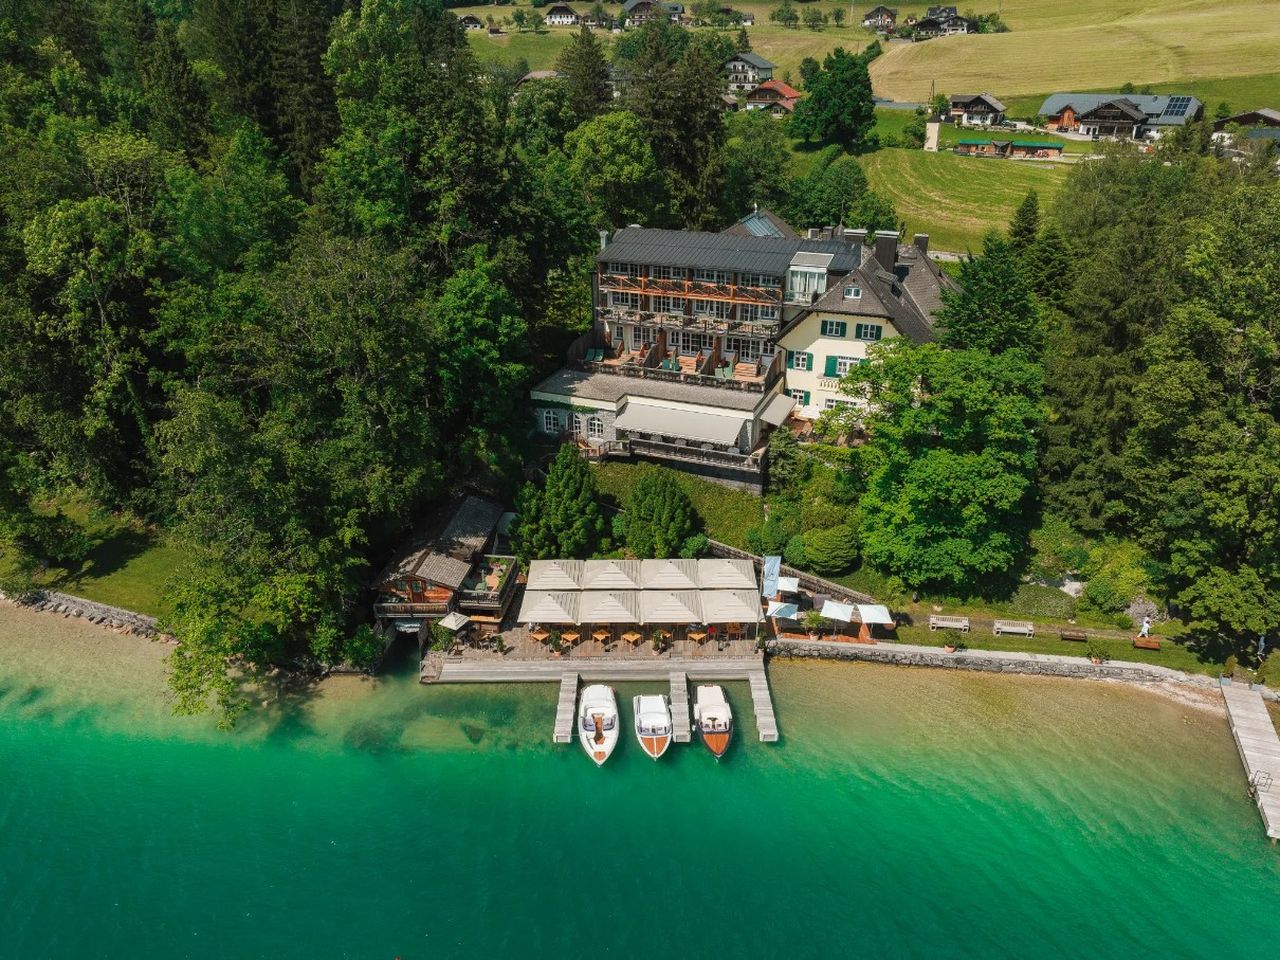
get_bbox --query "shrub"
[1028,514,1090,582]
[802,524,858,575]
[1006,584,1076,621]
[1255,652,1276,686]
[344,624,386,669]
[747,513,796,555]
[800,496,848,532]
[767,428,808,494]
[784,533,807,568]
[1080,540,1154,613]
[1083,638,1108,663]
[1223,654,1238,679]
[679,533,708,558]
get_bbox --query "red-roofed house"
[745,79,800,116]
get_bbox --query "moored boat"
[694,685,733,759]
[578,684,619,766]
[633,694,672,760]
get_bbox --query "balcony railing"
[626,437,764,471]
[577,357,769,393]
[598,307,779,339]
[374,600,449,617]
[456,556,519,612]
[599,273,782,305]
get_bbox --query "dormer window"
[843,285,862,300]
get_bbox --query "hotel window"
[587,416,604,439]
[741,304,779,322]
[542,409,559,433]
[655,295,685,314]
[694,268,730,284]
[820,319,847,338]
[786,267,827,303]
[608,291,642,310]
[693,299,729,318]
[742,273,781,288]
[786,351,813,371]
[843,285,862,300]
[607,262,640,277]
[571,413,584,436]
[788,389,810,405]
[823,398,853,410]
[835,356,858,376]
[855,322,883,341]
[651,265,681,280]
[726,336,762,361]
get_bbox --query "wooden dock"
[669,672,691,743]
[1221,684,1280,842]
[434,655,779,743]
[552,672,578,744]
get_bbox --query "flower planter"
[944,644,957,654]
[1090,657,1102,665]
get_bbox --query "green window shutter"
[786,350,795,369]
[803,391,811,405]
[823,355,839,377]
[805,352,814,370]
[835,321,847,338]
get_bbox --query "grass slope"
[861,147,1069,252]
[870,0,1280,103]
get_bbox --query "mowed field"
[869,0,1280,104]
[860,149,1070,253]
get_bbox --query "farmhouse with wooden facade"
[861,5,896,30]
[1038,93,1203,139]
[949,93,1006,126]
[745,78,800,116]
[622,0,684,25]
[373,497,518,635]
[543,4,580,25]
[723,52,775,93]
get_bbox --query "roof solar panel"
[1163,96,1193,118]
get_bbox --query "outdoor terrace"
[456,555,519,613]
[598,307,780,339]
[598,273,782,306]
[572,342,782,394]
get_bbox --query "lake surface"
[2,605,1279,959]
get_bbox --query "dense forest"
[0,1,1276,718]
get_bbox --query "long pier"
[1221,684,1280,842]
[434,656,779,743]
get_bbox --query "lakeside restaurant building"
[516,558,764,644]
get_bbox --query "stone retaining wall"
[768,638,1217,688]
[1,589,167,641]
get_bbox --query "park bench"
[993,619,1035,638]
[1133,637,1162,651]
[1059,629,1088,642]
[929,615,970,633]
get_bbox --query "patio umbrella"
[767,600,799,619]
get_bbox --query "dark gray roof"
[531,368,765,412]
[599,227,858,276]
[725,52,774,70]
[951,92,1006,112]
[1038,93,1203,126]
[437,496,503,561]
[375,496,501,587]
[722,208,798,239]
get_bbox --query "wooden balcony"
[456,555,519,612]
[598,307,779,339]
[599,273,782,306]
[374,600,450,618]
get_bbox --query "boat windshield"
[702,717,730,732]
[638,720,670,735]
[582,714,616,732]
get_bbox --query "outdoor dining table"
[621,631,642,644]
[688,631,708,642]
[562,631,581,644]
[591,630,610,643]
[530,628,550,643]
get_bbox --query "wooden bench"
[1133,637,1162,651]
[929,615,970,633]
[993,619,1035,638]
[1059,629,1088,642]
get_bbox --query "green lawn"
[25,500,186,619]
[860,147,1070,252]
[870,0,1280,102]
[592,461,763,550]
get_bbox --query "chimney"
[873,230,899,273]
[845,227,867,247]
[913,233,930,255]
[599,229,610,252]
[807,228,821,240]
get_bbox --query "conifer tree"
[270,0,340,191]
[1022,222,1072,306]
[937,232,1042,357]
[142,20,209,155]
[1008,189,1040,251]
[512,445,605,561]
[735,26,751,52]
[658,43,727,228]
[555,24,611,124]
[620,471,697,558]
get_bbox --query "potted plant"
[943,633,966,654]
[1084,638,1108,665]
[801,609,827,640]
[549,629,563,657]
[1221,654,1237,684]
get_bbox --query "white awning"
[821,600,855,623]
[856,603,895,625]
[640,558,700,590]
[767,600,799,619]
[526,559,585,590]
[517,591,580,624]
[776,576,800,594]
[760,392,797,426]
[697,558,758,590]
[579,590,642,624]
[614,403,746,446]
[701,589,762,624]
[439,612,471,632]
[641,590,702,624]
[581,559,643,590]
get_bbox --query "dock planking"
[669,672,691,743]
[1221,684,1280,842]
[434,655,780,743]
[552,672,578,744]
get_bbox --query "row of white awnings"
[526,558,758,592]
[765,600,895,624]
[518,589,762,626]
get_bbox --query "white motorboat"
[578,684,619,766]
[694,685,733,759]
[633,694,672,760]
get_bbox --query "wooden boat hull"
[699,727,732,759]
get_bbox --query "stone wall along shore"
[0,589,171,642]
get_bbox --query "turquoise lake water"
[2,608,1279,959]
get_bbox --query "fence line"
[704,538,876,604]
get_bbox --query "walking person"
[1138,616,1151,639]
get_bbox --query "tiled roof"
[726,51,775,70]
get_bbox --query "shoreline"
[0,594,1240,721]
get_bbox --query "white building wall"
[777,310,900,415]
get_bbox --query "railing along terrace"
[374,601,450,616]
[627,437,761,468]
[599,273,782,305]
[576,357,766,392]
